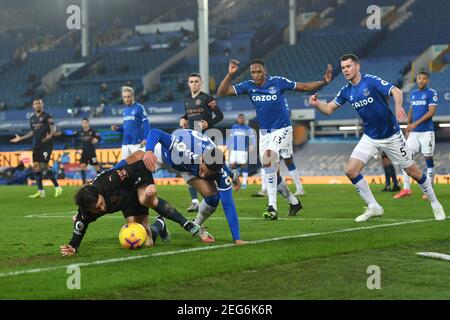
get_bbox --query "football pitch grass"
[0,184,449,300]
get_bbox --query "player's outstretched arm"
[309,93,339,115]
[217,59,240,96]
[295,64,333,92]
[391,87,407,122]
[10,130,33,143]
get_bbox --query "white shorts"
[229,150,248,165]
[279,139,293,159]
[121,144,145,159]
[406,131,435,157]
[351,131,414,169]
[259,126,293,163]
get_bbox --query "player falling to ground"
[179,73,224,212]
[120,128,245,244]
[75,118,102,184]
[309,54,445,222]
[217,58,332,219]
[60,161,212,256]
[394,71,437,200]
[380,152,400,192]
[111,86,150,159]
[10,98,62,198]
[227,113,257,189]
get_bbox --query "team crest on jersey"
[195,99,202,106]
[421,94,426,100]
[39,117,43,121]
[268,86,277,94]
[363,88,370,97]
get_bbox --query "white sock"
[194,200,216,225]
[261,168,267,192]
[264,167,277,209]
[402,169,411,190]
[191,199,199,204]
[427,167,435,185]
[289,169,304,192]
[353,176,381,209]
[277,177,299,205]
[417,175,439,205]
[242,172,248,185]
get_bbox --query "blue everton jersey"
[227,124,256,152]
[154,129,230,189]
[333,74,399,139]
[409,87,437,132]
[121,103,150,145]
[233,76,295,130]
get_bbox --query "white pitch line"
[0,218,438,279]
[416,252,450,261]
[23,212,407,222]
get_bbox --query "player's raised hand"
[91,137,99,144]
[228,59,239,75]
[323,64,333,84]
[111,125,118,131]
[60,244,76,256]
[395,106,407,122]
[143,150,159,172]
[309,93,319,106]
[10,134,21,143]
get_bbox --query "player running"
[10,98,63,198]
[75,118,102,184]
[60,160,212,256]
[227,113,257,189]
[179,73,224,212]
[217,58,332,219]
[309,54,445,221]
[111,86,150,159]
[121,128,246,244]
[394,72,438,200]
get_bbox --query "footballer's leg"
[29,161,45,198]
[189,178,219,225]
[283,156,305,196]
[136,186,209,241]
[276,173,302,216]
[261,148,279,220]
[347,136,384,222]
[403,163,445,221]
[80,162,88,184]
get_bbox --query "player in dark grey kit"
[60,160,213,256]
[10,98,62,198]
[179,73,224,212]
[75,118,102,184]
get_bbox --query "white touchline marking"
[416,252,450,261]
[23,211,408,222]
[0,218,440,278]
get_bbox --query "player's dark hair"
[75,185,100,212]
[203,148,225,173]
[340,54,360,64]
[238,113,244,117]
[417,71,430,78]
[32,98,43,103]
[250,59,265,67]
[82,117,89,122]
[188,72,201,79]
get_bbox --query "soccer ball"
[119,222,147,249]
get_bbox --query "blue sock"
[218,188,240,241]
[188,185,198,201]
[113,159,127,170]
[287,163,296,171]
[350,174,364,185]
[425,159,434,168]
[417,174,427,185]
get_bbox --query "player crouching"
[60,161,212,256]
